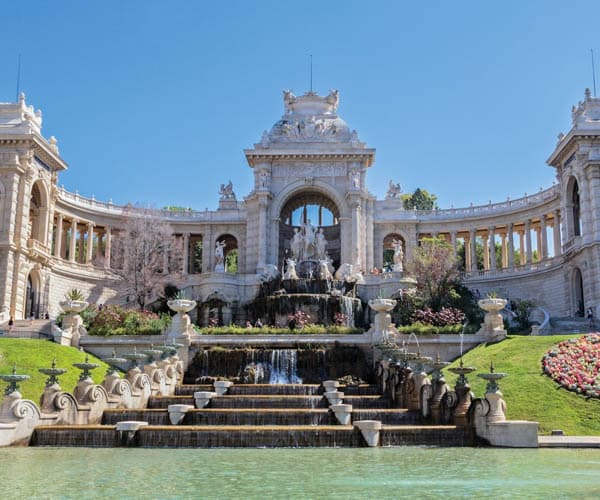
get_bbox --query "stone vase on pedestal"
[477,298,508,339]
[367,298,397,344]
[166,299,197,342]
[56,300,89,347]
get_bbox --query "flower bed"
[198,325,363,335]
[542,334,600,398]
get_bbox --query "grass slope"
[0,339,111,404]
[443,335,600,436]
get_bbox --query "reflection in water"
[1,447,599,498]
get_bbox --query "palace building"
[0,88,599,324]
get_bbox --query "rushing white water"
[268,349,302,384]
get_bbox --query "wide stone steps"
[102,408,419,426]
[31,424,466,448]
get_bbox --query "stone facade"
[1,89,599,323]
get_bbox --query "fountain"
[73,355,100,381]
[0,364,30,396]
[103,350,128,376]
[477,295,508,339]
[447,357,476,427]
[39,359,68,387]
[122,348,148,369]
[477,361,508,423]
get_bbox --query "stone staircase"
[549,317,596,334]
[0,319,53,339]
[31,383,469,448]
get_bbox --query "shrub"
[198,325,363,335]
[410,307,465,327]
[396,323,464,335]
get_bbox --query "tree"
[407,237,460,311]
[401,188,438,210]
[112,205,182,310]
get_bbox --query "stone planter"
[322,380,339,393]
[193,391,217,408]
[167,299,197,315]
[330,403,353,425]
[354,420,382,447]
[168,404,194,425]
[324,391,344,406]
[213,380,233,396]
[478,298,508,336]
[59,300,89,314]
[166,299,197,341]
[368,298,398,344]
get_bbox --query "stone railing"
[378,185,559,221]
[58,188,245,222]
[462,256,563,281]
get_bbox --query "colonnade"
[420,210,561,273]
[52,214,113,268]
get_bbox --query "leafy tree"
[112,206,182,310]
[407,237,460,311]
[401,188,438,210]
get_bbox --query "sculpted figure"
[392,238,404,272]
[315,228,327,260]
[318,260,333,280]
[283,90,296,113]
[291,228,303,261]
[284,258,299,280]
[215,240,226,272]
[219,181,236,200]
[302,220,316,260]
[386,180,402,200]
[259,171,269,189]
[325,89,339,111]
[350,171,360,189]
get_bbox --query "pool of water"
[1,447,599,498]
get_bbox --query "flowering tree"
[112,205,182,310]
[407,237,460,311]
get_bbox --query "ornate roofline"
[244,150,376,167]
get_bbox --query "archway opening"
[29,182,46,243]
[24,274,40,319]
[573,267,584,316]
[383,233,405,272]
[216,234,238,273]
[279,191,341,269]
[566,177,582,238]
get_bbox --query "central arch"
[271,181,349,270]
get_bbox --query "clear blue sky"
[1,1,599,210]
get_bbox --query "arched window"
[572,181,581,236]
[572,267,584,316]
[566,177,582,238]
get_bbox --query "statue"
[386,180,402,200]
[315,228,327,260]
[215,240,226,272]
[291,228,303,261]
[325,89,339,111]
[318,260,333,280]
[392,238,404,272]
[283,90,296,113]
[219,181,236,200]
[301,220,316,260]
[259,171,269,189]
[284,258,298,280]
[350,171,360,189]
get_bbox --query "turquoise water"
[1,447,599,499]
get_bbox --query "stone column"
[553,210,561,256]
[69,219,78,262]
[351,200,362,266]
[366,199,375,272]
[507,223,514,268]
[535,227,542,261]
[489,226,496,270]
[501,233,507,268]
[469,229,477,271]
[256,198,268,269]
[540,214,548,260]
[450,231,457,257]
[483,235,490,270]
[104,226,112,269]
[54,214,63,258]
[77,223,85,263]
[86,223,94,264]
[518,229,525,265]
[182,232,190,274]
[525,219,532,264]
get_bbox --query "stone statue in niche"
[315,228,327,260]
[386,180,402,200]
[259,171,269,189]
[215,240,226,272]
[392,238,404,272]
[291,228,303,261]
[350,171,360,189]
[284,258,298,280]
[219,181,236,200]
[301,220,316,260]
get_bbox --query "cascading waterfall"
[269,349,302,384]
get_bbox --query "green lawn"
[443,335,600,436]
[0,339,111,404]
